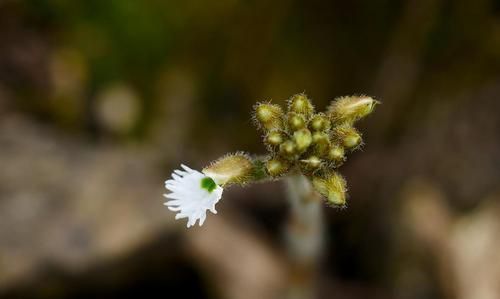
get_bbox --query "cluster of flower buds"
[164,93,378,227]
[253,94,378,206]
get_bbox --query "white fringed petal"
[164,164,223,228]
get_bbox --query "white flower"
[164,164,223,228]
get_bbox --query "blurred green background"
[1,0,499,298]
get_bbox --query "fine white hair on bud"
[265,157,290,177]
[300,155,323,171]
[327,95,379,124]
[332,125,363,150]
[265,130,286,147]
[203,152,254,186]
[327,143,345,165]
[293,128,313,153]
[311,131,330,155]
[253,102,284,131]
[288,93,315,118]
[287,112,306,131]
[164,164,223,228]
[279,139,296,156]
[311,171,347,207]
[309,113,331,132]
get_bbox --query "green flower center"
[200,177,217,193]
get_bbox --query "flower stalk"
[285,173,324,299]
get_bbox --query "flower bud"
[300,155,322,170]
[312,171,347,207]
[327,95,378,124]
[265,158,290,177]
[344,135,361,149]
[287,112,306,131]
[288,93,314,117]
[333,125,362,149]
[327,144,345,163]
[253,102,284,131]
[265,130,285,146]
[309,113,331,132]
[279,140,297,158]
[312,131,330,155]
[293,128,312,152]
[203,152,254,185]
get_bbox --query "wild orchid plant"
[164,94,378,228]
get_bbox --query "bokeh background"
[1,0,500,298]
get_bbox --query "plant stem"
[284,174,324,299]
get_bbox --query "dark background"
[1,0,499,298]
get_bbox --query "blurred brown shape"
[95,83,141,135]
[398,178,500,299]
[0,115,172,288]
[186,213,287,299]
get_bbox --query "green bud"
[327,95,379,124]
[279,140,297,158]
[253,102,284,131]
[288,93,314,117]
[312,171,347,207]
[344,134,361,148]
[203,152,254,185]
[312,131,330,155]
[333,125,362,150]
[265,130,285,146]
[265,158,290,177]
[309,113,331,132]
[287,112,306,131]
[300,155,322,170]
[327,144,345,163]
[293,128,312,152]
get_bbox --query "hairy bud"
[287,112,306,131]
[333,125,362,149]
[293,128,313,152]
[203,152,254,185]
[280,140,297,158]
[265,130,285,146]
[288,93,314,117]
[309,113,331,132]
[312,171,347,207]
[300,155,322,170]
[266,158,290,177]
[253,103,284,131]
[312,131,330,155]
[327,95,378,124]
[327,144,345,163]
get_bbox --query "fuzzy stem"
[284,174,324,299]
